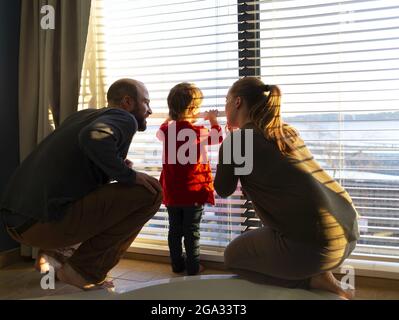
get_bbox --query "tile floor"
[0,258,228,300]
[1,258,398,300]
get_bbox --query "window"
[80,0,399,262]
[255,0,399,261]
[80,0,244,258]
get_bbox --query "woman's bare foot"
[56,263,114,291]
[310,271,355,300]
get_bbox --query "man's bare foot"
[34,245,81,274]
[310,271,355,300]
[34,251,63,275]
[56,263,114,291]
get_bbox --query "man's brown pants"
[7,183,162,283]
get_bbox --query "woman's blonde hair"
[167,83,203,120]
[229,77,298,155]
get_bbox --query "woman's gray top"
[214,123,359,255]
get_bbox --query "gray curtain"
[19,0,91,161]
[18,0,92,257]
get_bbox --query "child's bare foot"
[188,264,205,275]
[310,271,355,300]
[198,264,205,274]
[56,263,114,291]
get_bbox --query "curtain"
[78,0,107,110]
[18,0,92,257]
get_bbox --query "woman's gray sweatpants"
[224,226,356,289]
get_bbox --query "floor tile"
[2,258,397,300]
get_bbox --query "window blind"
[79,0,399,261]
[80,0,245,255]
[251,0,399,260]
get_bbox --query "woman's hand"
[226,124,239,132]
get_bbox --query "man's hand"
[135,172,162,195]
[124,158,134,169]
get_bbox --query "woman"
[214,77,360,299]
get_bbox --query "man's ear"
[122,95,134,112]
[235,96,242,109]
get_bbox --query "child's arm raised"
[204,109,219,127]
[204,109,223,145]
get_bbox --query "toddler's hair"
[167,83,203,120]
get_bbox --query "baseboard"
[123,251,170,264]
[123,251,228,271]
[0,247,22,269]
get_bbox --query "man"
[0,79,162,290]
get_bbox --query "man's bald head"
[107,78,144,107]
[107,78,152,131]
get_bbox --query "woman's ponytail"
[230,78,298,155]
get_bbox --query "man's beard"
[131,108,148,131]
[137,117,147,131]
